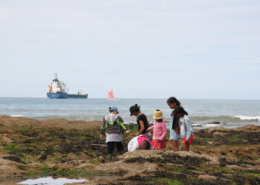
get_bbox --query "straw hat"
[153,109,163,120]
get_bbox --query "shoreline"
[0,115,260,184]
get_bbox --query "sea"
[0,98,260,129]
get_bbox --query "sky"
[0,0,260,99]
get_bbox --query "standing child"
[167,97,181,151]
[100,106,130,160]
[146,109,167,149]
[129,104,151,136]
[173,107,193,151]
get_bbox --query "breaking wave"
[189,115,260,123]
[10,115,24,117]
[234,116,260,121]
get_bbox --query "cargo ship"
[47,74,88,99]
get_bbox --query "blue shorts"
[170,129,181,141]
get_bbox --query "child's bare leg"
[172,140,179,151]
[183,143,190,151]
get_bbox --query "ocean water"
[0,98,260,129]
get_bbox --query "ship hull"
[47,93,88,99]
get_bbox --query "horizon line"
[0,97,259,101]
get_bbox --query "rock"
[0,165,26,177]
[118,150,220,165]
[29,162,45,166]
[213,132,223,136]
[2,156,26,164]
[0,137,14,143]
[226,165,249,171]
[94,161,157,173]
[198,175,217,180]
[39,119,101,130]
[67,152,92,161]
[99,156,105,160]
[76,163,93,169]
[0,116,40,127]
[121,172,140,179]
[208,142,213,145]
[50,164,58,170]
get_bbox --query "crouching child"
[128,135,154,152]
[100,106,130,160]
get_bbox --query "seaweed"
[219,158,256,166]
[193,132,213,138]
[124,154,210,167]
[2,156,27,164]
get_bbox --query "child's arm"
[118,116,130,134]
[159,122,167,141]
[184,118,193,142]
[147,119,151,127]
[136,120,145,136]
[146,125,154,132]
[100,118,107,140]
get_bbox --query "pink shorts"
[183,134,194,144]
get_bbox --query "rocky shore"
[0,115,260,185]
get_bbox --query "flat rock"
[0,136,14,143]
[0,165,26,177]
[29,162,45,166]
[198,175,217,180]
[226,165,249,171]
[0,116,40,127]
[67,152,92,161]
[118,150,220,165]
[76,163,93,169]
[94,161,157,173]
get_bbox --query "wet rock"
[193,132,213,138]
[192,139,208,145]
[58,143,83,154]
[37,147,54,160]
[219,158,256,166]
[2,156,26,164]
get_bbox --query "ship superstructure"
[47,74,88,99]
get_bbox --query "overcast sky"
[0,0,260,99]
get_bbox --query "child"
[167,97,181,151]
[129,104,151,136]
[146,109,167,149]
[100,106,130,160]
[173,107,193,151]
[128,135,154,152]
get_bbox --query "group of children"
[100,97,193,160]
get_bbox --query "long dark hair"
[167,97,181,116]
[167,97,181,106]
[173,106,188,116]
